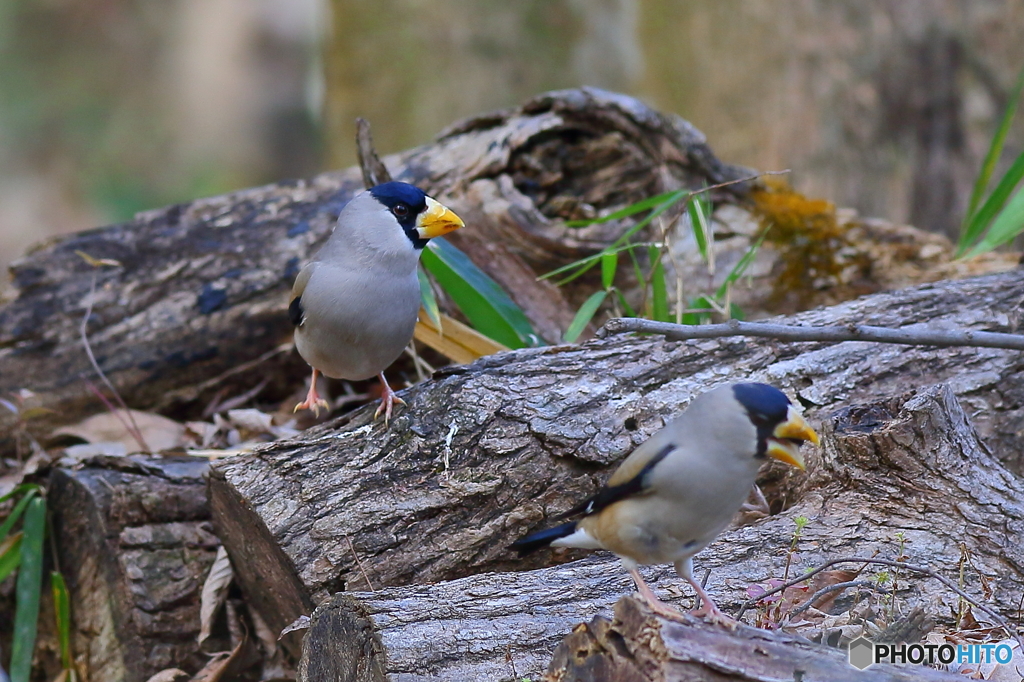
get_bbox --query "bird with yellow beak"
[512,382,819,625]
[289,182,464,421]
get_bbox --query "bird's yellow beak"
[416,197,465,239]
[766,406,818,470]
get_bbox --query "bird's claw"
[690,603,739,630]
[293,397,330,417]
[373,387,406,425]
[294,379,330,417]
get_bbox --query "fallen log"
[291,382,1020,680]
[0,87,749,452]
[48,456,219,682]
[210,268,1024,649]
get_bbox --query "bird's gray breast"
[294,261,420,381]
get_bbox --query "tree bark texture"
[210,269,1024,659]
[48,456,218,682]
[0,87,749,453]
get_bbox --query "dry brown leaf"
[226,409,273,434]
[190,637,245,682]
[250,607,293,681]
[278,614,310,639]
[63,442,128,459]
[52,410,186,454]
[198,546,234,649]
[144,670,189,682]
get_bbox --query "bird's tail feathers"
[510,521,578,556]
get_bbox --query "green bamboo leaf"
[601,252,618,290]
[965,184,1024,257]
[959,148,1024,256]
[421,238,538,349]
[417,265,442,331]
[52,571,73,670]
[565,189,687,227]
[961,65,1024,248]
[0,532,22,583]
[648,245,670,322]
[11,496,45,682]
[0,488,38,539]
[564,291,608,343]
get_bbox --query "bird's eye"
[392,203,410,219]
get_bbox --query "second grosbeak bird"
[512,382,818,625]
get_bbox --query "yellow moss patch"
[749,180,870,311]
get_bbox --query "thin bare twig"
[597,317,1024,351]
[80,270,150,452]
[736,557,1020,648]
[788,580,890,618]
[346,536,376,592]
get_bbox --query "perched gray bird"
[289,182,464,420]
[512,382,818,625]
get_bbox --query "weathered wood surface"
[48,456,219,682]
[546,597,963,682]
[294,557,630,682]
[210,269,1024,649]
[280,383,1023,680]
[0,87,748,452]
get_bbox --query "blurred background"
[1,0,1022,281]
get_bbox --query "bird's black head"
[369,181,430,248]
[732,383,794,458]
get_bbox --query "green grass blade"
[565,189,687,227]
[601,252,618,290]
[966,184,1024,257]
[417,266,442,331]
[648,245,670,322]
[961,65,1024,246]
[613,288,636,318]
[0,532,22,583]
[959,148,1024,256]
[0,483,40,505]
[564,291,608,343]
[682,295,714,325]
[543,190,689,284]
[52,571,73,670]
[422,238,538,349]
[715,227,769,299]
[688,194,711,265]
[0,488,38,539]
[10,496,46,682]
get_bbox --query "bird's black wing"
[559,443,675,519]
[288,295,304,327]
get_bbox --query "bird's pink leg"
[627,567,687,621]
[293,368,330,416]
[685,574,737,628]
[373,372,406,424]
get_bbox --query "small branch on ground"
[79,263,150,453]
[598,318,1024,351]
[736,556,1021,648]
